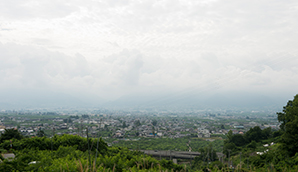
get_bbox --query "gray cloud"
[0,0,78,20]
[0,0,298,108]
[103,49,143,86]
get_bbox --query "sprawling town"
[0,109,279,141]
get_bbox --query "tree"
[122,121,127,128]
[63,118,72,123]
[134,120,141,126]
[261,127,272,139]
[152,126,155,137]
[226,130,233,140]
[0,129,23,143]
[82,114,89,118]
[277,94,298,156]
[230,134,246,147]
[223,142,237,157]
[152,119,157,126]
[244,126,263,142]
[36,129,45,137]
[195,144,218,163]
[246,140,257,150]
[70,115,79,119]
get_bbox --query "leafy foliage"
[0,134,186,171]
[0,134,107,155]
[219,94,298,171]
[278,94,298,156]
[0,128,23,143]
[223,126,273,156]
[107,137,224,152]
[36,129,45,137]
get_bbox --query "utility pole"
[228,149,231,168]
[95,133,99,169]
[166,150,167,159]
[239,152,242,170]
[51,128,55,150]
[207,149,210,165]
[80,118,83,137]
[160,150,161,160]
[203,151,205,167]
[221,147,224,164]
[86,127,91,169]
[211,147,213,162]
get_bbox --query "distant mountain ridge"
[102,91,288,111]
[0,89,291,111]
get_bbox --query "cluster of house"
[197,128,211,138]
[0,113,280,139]
[256,142,275,155]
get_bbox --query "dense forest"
[0,94,298,171]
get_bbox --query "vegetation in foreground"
[189,94,298,171]
[0,134,185,171]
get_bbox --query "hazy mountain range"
[0,89,291,112]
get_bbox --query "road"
[140,150,199,159]
[140,150,224,160]
[2,153,15,161]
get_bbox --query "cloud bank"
[0,0,298,109]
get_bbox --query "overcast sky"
[0,0,298,108]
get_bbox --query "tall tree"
[277,94,298,156]
[0,129,23,143]
[37,129,45,137]
[134,120,141,126]
[122,121,127,128]
[244,126,263,142]
[152,119,157,126]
